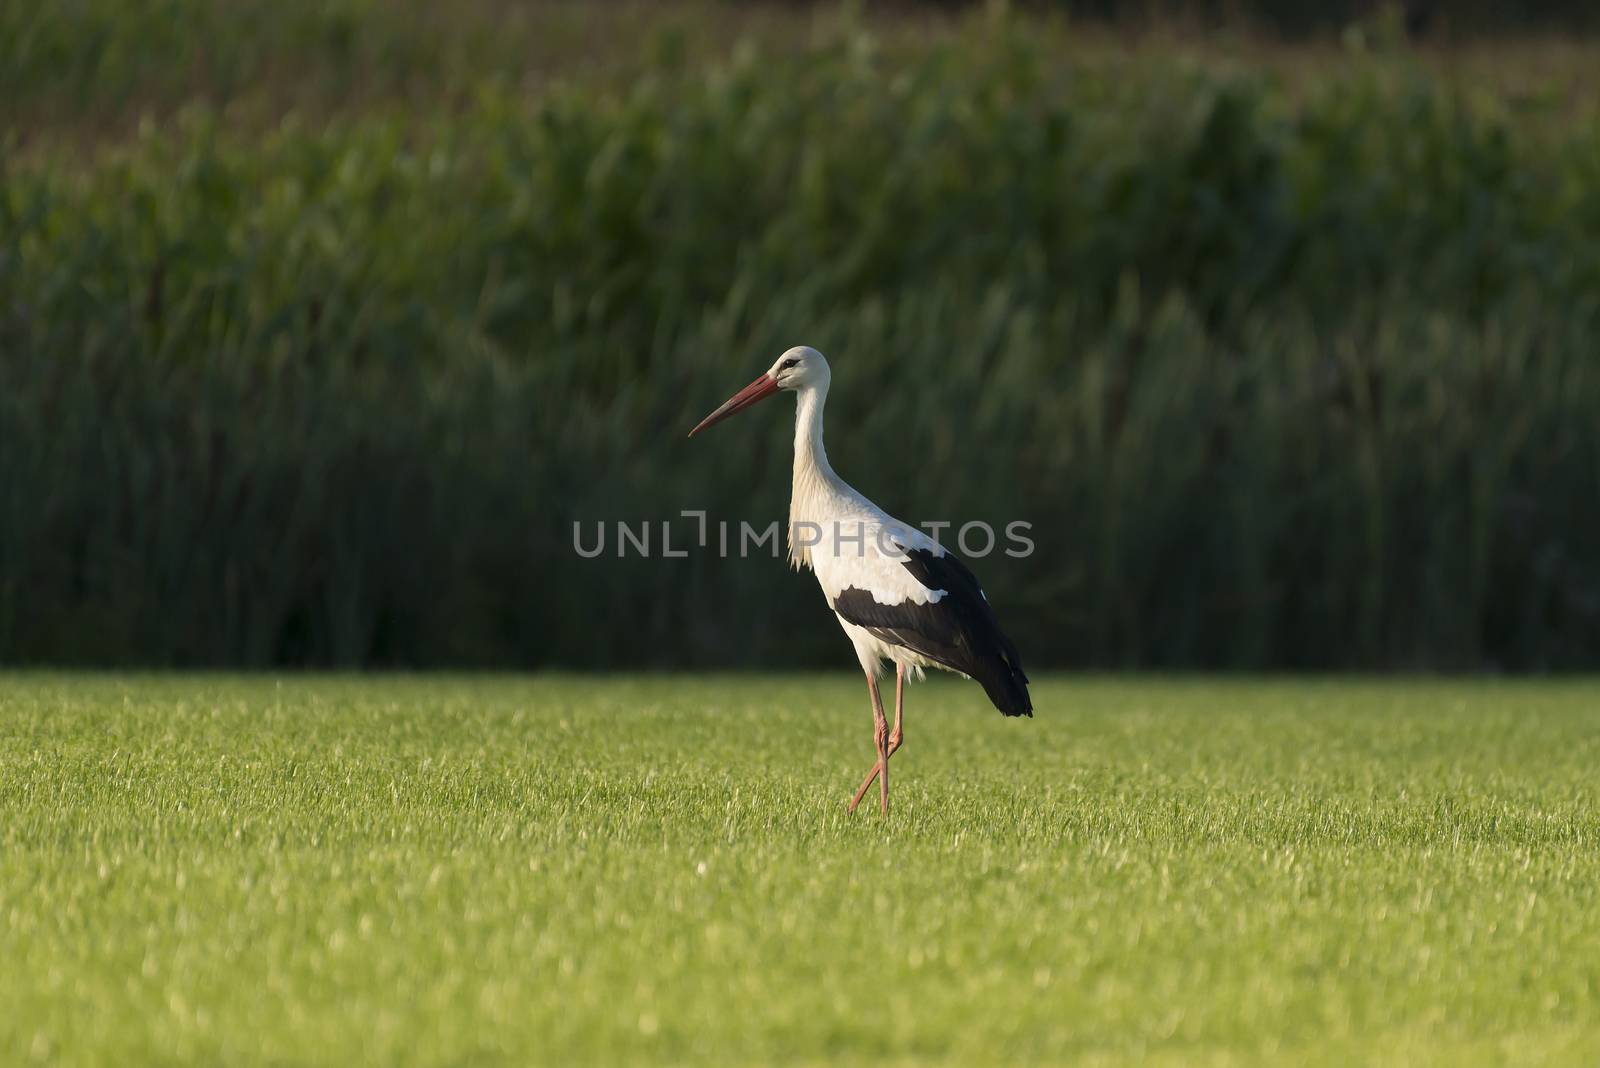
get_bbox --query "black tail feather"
[975,655,1032,718]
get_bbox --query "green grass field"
[3,674,1598,1066]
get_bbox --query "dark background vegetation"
[3,1,1598,671]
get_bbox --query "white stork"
[689,346,1031,815]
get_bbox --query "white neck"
[788,383,847,567]
[793,384,835,482]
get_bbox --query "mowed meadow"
[4,1,1600,673]
[3,674,1600,1066]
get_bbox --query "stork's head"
[688,346,829,437]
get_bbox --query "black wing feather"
[833,548,1032,717]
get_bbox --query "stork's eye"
[778,358,799,371]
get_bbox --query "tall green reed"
[2,26,1597,668]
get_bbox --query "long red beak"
[688,373,780,437]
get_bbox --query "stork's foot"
[847,732,903,815]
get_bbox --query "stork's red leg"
[872,673,890,816]
[848,664,905,815]
[889,663,905,754]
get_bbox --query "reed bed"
[3,12,1598,668]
